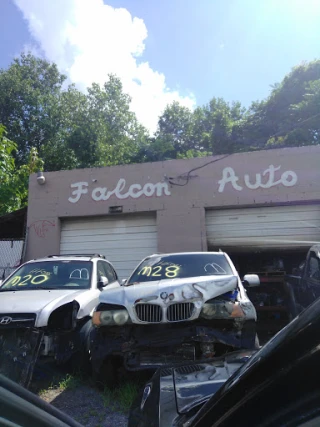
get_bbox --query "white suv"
[0,254,120,387]
[91,252,259,386]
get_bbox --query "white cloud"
[14,0,196,133]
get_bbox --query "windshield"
[0,261,93,291]
[128,254,233,284]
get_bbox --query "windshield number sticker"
[6,273,50,287]
[138,265,180,278]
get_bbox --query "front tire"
[68,318,93,374]
[92,356,119,390]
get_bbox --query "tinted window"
[0,261,93,290]
[128,254,233,285]
[97,261,117,284]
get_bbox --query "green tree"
[40,85,87,171]
[0,125,43,215]
[0,53,66,165]
[194,98,248,155]
[140,102,209,162]
[83,76,149,167]
[243,60,320,149]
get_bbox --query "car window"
[0,261,93,290]
[307,253,320,280]
[97,261,117,284]
[128,254,233,285]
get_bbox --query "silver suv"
[0,254,120,387]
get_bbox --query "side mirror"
[98,276,109,289]
[243,274,260,288]
[121,279,127,286]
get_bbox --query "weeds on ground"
[58,373,83,391]
[102,381,140,412]
[38,373,84,395]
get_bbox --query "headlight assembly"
[92,309,131,327]
[200,300,245,320]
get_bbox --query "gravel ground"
[30,361,129,427]
[40,384,128,427]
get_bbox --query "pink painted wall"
[26,145,320,260]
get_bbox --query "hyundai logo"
[0,316,12,325]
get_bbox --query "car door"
[97,260,120,290]
[299,251,320,309]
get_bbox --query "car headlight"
[92,304,131,327]
[200,300,245,319]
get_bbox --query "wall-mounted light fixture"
[37,171,46,185]
[109,206,123,214]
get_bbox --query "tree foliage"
[0,125,43,215]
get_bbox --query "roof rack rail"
[46,254,106,259]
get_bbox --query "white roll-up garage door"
[60,214,157,280]
[206,205,320,251]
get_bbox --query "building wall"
[26,146,320,260]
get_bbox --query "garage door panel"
[60,214,157,279]
[61,240,157,251]
[206,205,320,251]
[61,225,157,236]
[61,232,157,243]
[209,228,319,238]
[210,205,320,215]
[209,212,320,225]
[61,217,156,229]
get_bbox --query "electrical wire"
[168,154,230,186]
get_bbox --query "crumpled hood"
[99,275,239,323]
[0,289,99,327]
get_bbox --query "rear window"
[128,253,233,285]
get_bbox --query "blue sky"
[1,0,320,132]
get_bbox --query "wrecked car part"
[200,342,215,358]
[0,328,43,388]
[40,335,54,356]
[48,301,80,330]
[91,319,257,372]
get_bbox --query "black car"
[129,293,320,427]
[286,244,320,316]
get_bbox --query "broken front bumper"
[0,328,43,388]
[91,319,257,371]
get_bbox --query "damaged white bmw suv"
[91,252,260,386]
[0,254,120,387]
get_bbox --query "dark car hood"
[189,296,320,427]
[172,351,255,414]
[129,351,256,427]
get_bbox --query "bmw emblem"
[160,292,168,300]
